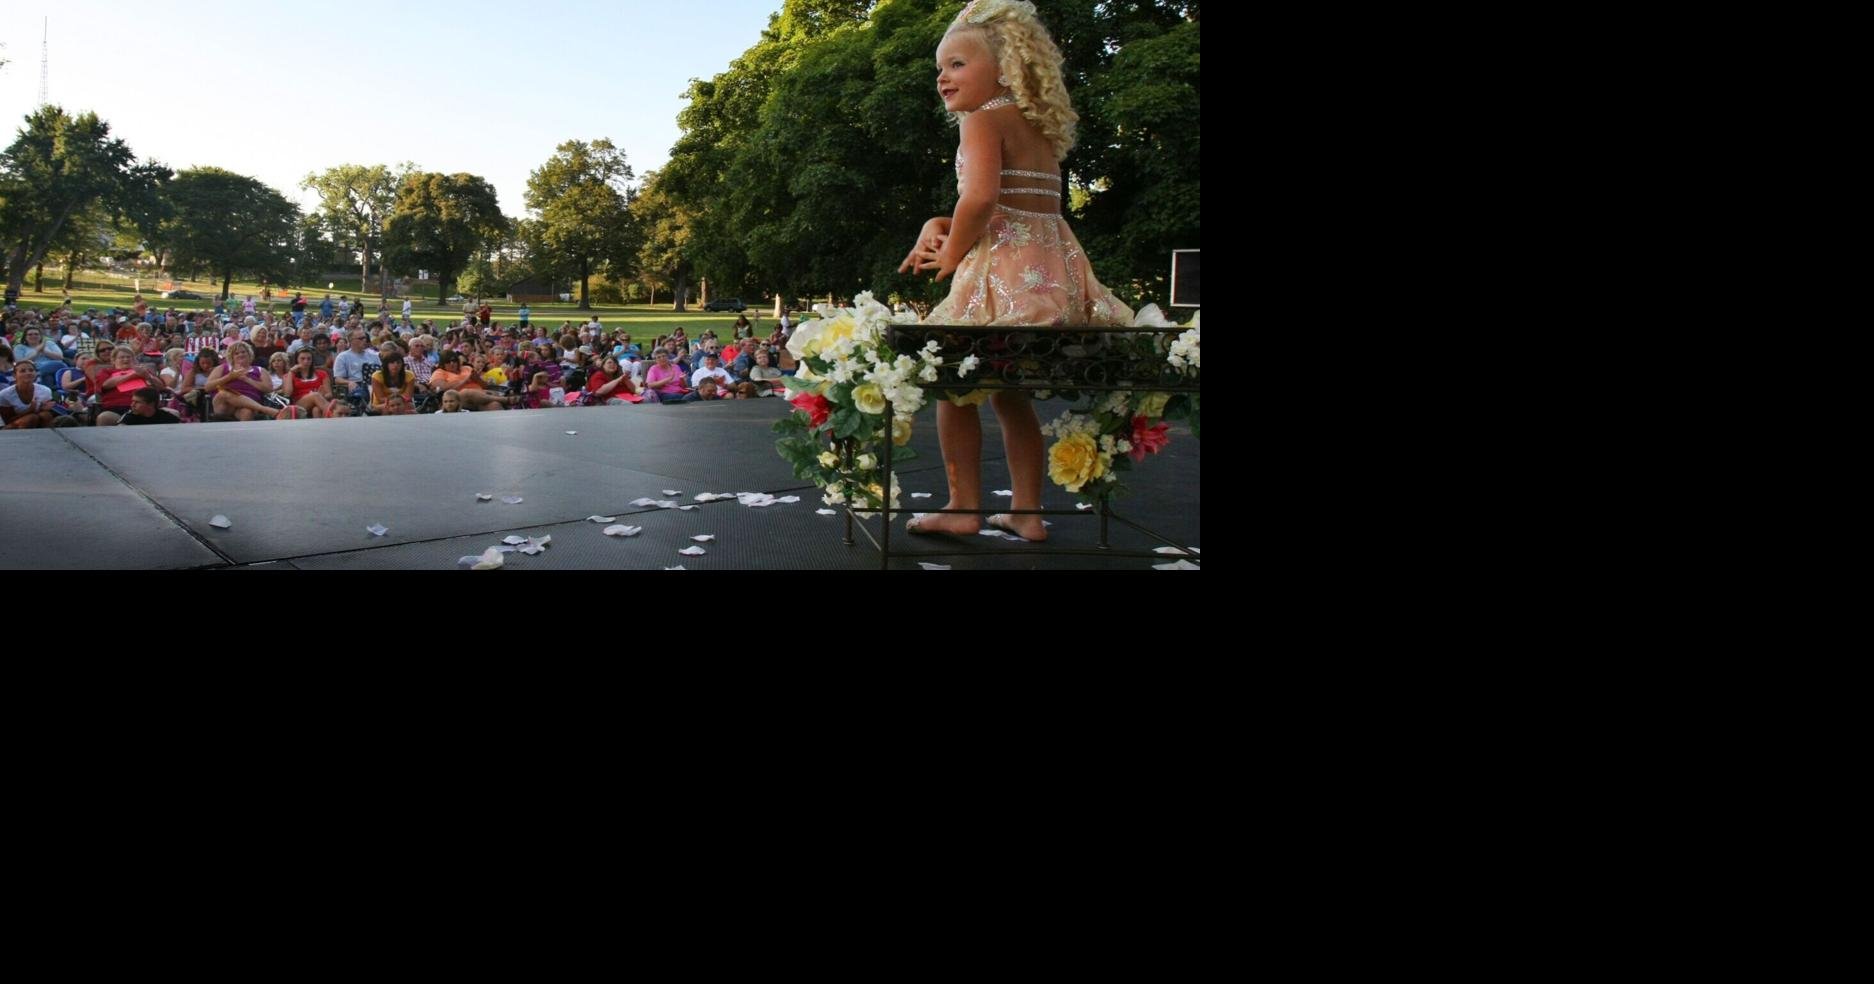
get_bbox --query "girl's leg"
[988,391,1048,541]
[297,392,327,415]
[911,399,983,534]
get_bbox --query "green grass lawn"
[10,269,786,334]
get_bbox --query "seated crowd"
[2,299,798,430]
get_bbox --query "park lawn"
[12,271,774,333]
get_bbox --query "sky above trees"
[0,0,786,216]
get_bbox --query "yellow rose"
[892,417,913,446]
[949,388,992,408]
[1135,392,1171,419]
[818,451,839,468]
[811,315,856,358]
[852,383,887,415]
[1048,433,1107,493]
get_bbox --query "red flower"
[1129,415,1170,463]
[791,390,833,428]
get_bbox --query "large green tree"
[163,167,300,301]
[300,163,410,299]
[381,172,508,304]
[631,170,695,309]
[659,0,1200,311]
[524,139,636,310]
[0,106,170,298]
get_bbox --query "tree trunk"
[222,268,233,302]
[156,248,168,274]
[34,263,44,292]
[64,254,77,289]
[438,278,448,305]
[672,270,688,312]
[6,245,29,297]
[5,198,82,297]
[578,259,592,310]
[649,286,657,307]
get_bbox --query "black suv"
[702,297,746,312]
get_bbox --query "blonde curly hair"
[946,0,1078,161]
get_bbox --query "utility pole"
[39,18,50,106]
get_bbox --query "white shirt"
[0,383,53,413]
[691,365,732,389]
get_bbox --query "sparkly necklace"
[974,92,1017,112]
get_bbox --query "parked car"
[703,297,746,312]
[162,288,205,300]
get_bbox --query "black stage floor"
[0,398,1199,571]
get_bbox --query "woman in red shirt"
[95,345,165,422]
[583,355,640,405]
[286,348,333,417]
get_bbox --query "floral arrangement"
[1037,308,1199,502]
[774,297,1199,512]
[773,292,946,515]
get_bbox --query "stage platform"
[0,398,1199,571]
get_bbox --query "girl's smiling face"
[936,29,1000,113]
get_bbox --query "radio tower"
[39,18,50,106]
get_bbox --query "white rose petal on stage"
[679,546,707,556]
[1153,547,1194,556]
[1076,503,1094,511]
[463,547,505,570]
[501,496,524,504]
[777,496,801,504]
[679,505,698,511]
[1152,560,1200,571]
[603,525,642,537]
[816,509,838,516]
[503,535,529,545]
[691,535,716,543]
[587,516,616,523]
[366,524,388,537]
[519,535,552,556]
[993,489,1013,497]
[630,498,658,507]
[911,492,933,499]
[476,493,493,502]
[564,431,578,435]
[209,515,232,529]
[662,490,682,496]
[664,565,687,571]
[918,563,952,571]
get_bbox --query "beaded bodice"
[955,95,1062,212]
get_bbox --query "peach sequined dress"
[928,102,1135,328]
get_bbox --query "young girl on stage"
[899,0,1134,542]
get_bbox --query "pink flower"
[791,391,832,428]
[1129,416,1170,463]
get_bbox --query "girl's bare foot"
[988,513,1048,541]
[907,505,981,535]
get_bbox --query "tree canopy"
[382,172,509,304]
[163,167,300,300]
[524,139,637,310]
[0,106,170,296]
[657,0,1200,311]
